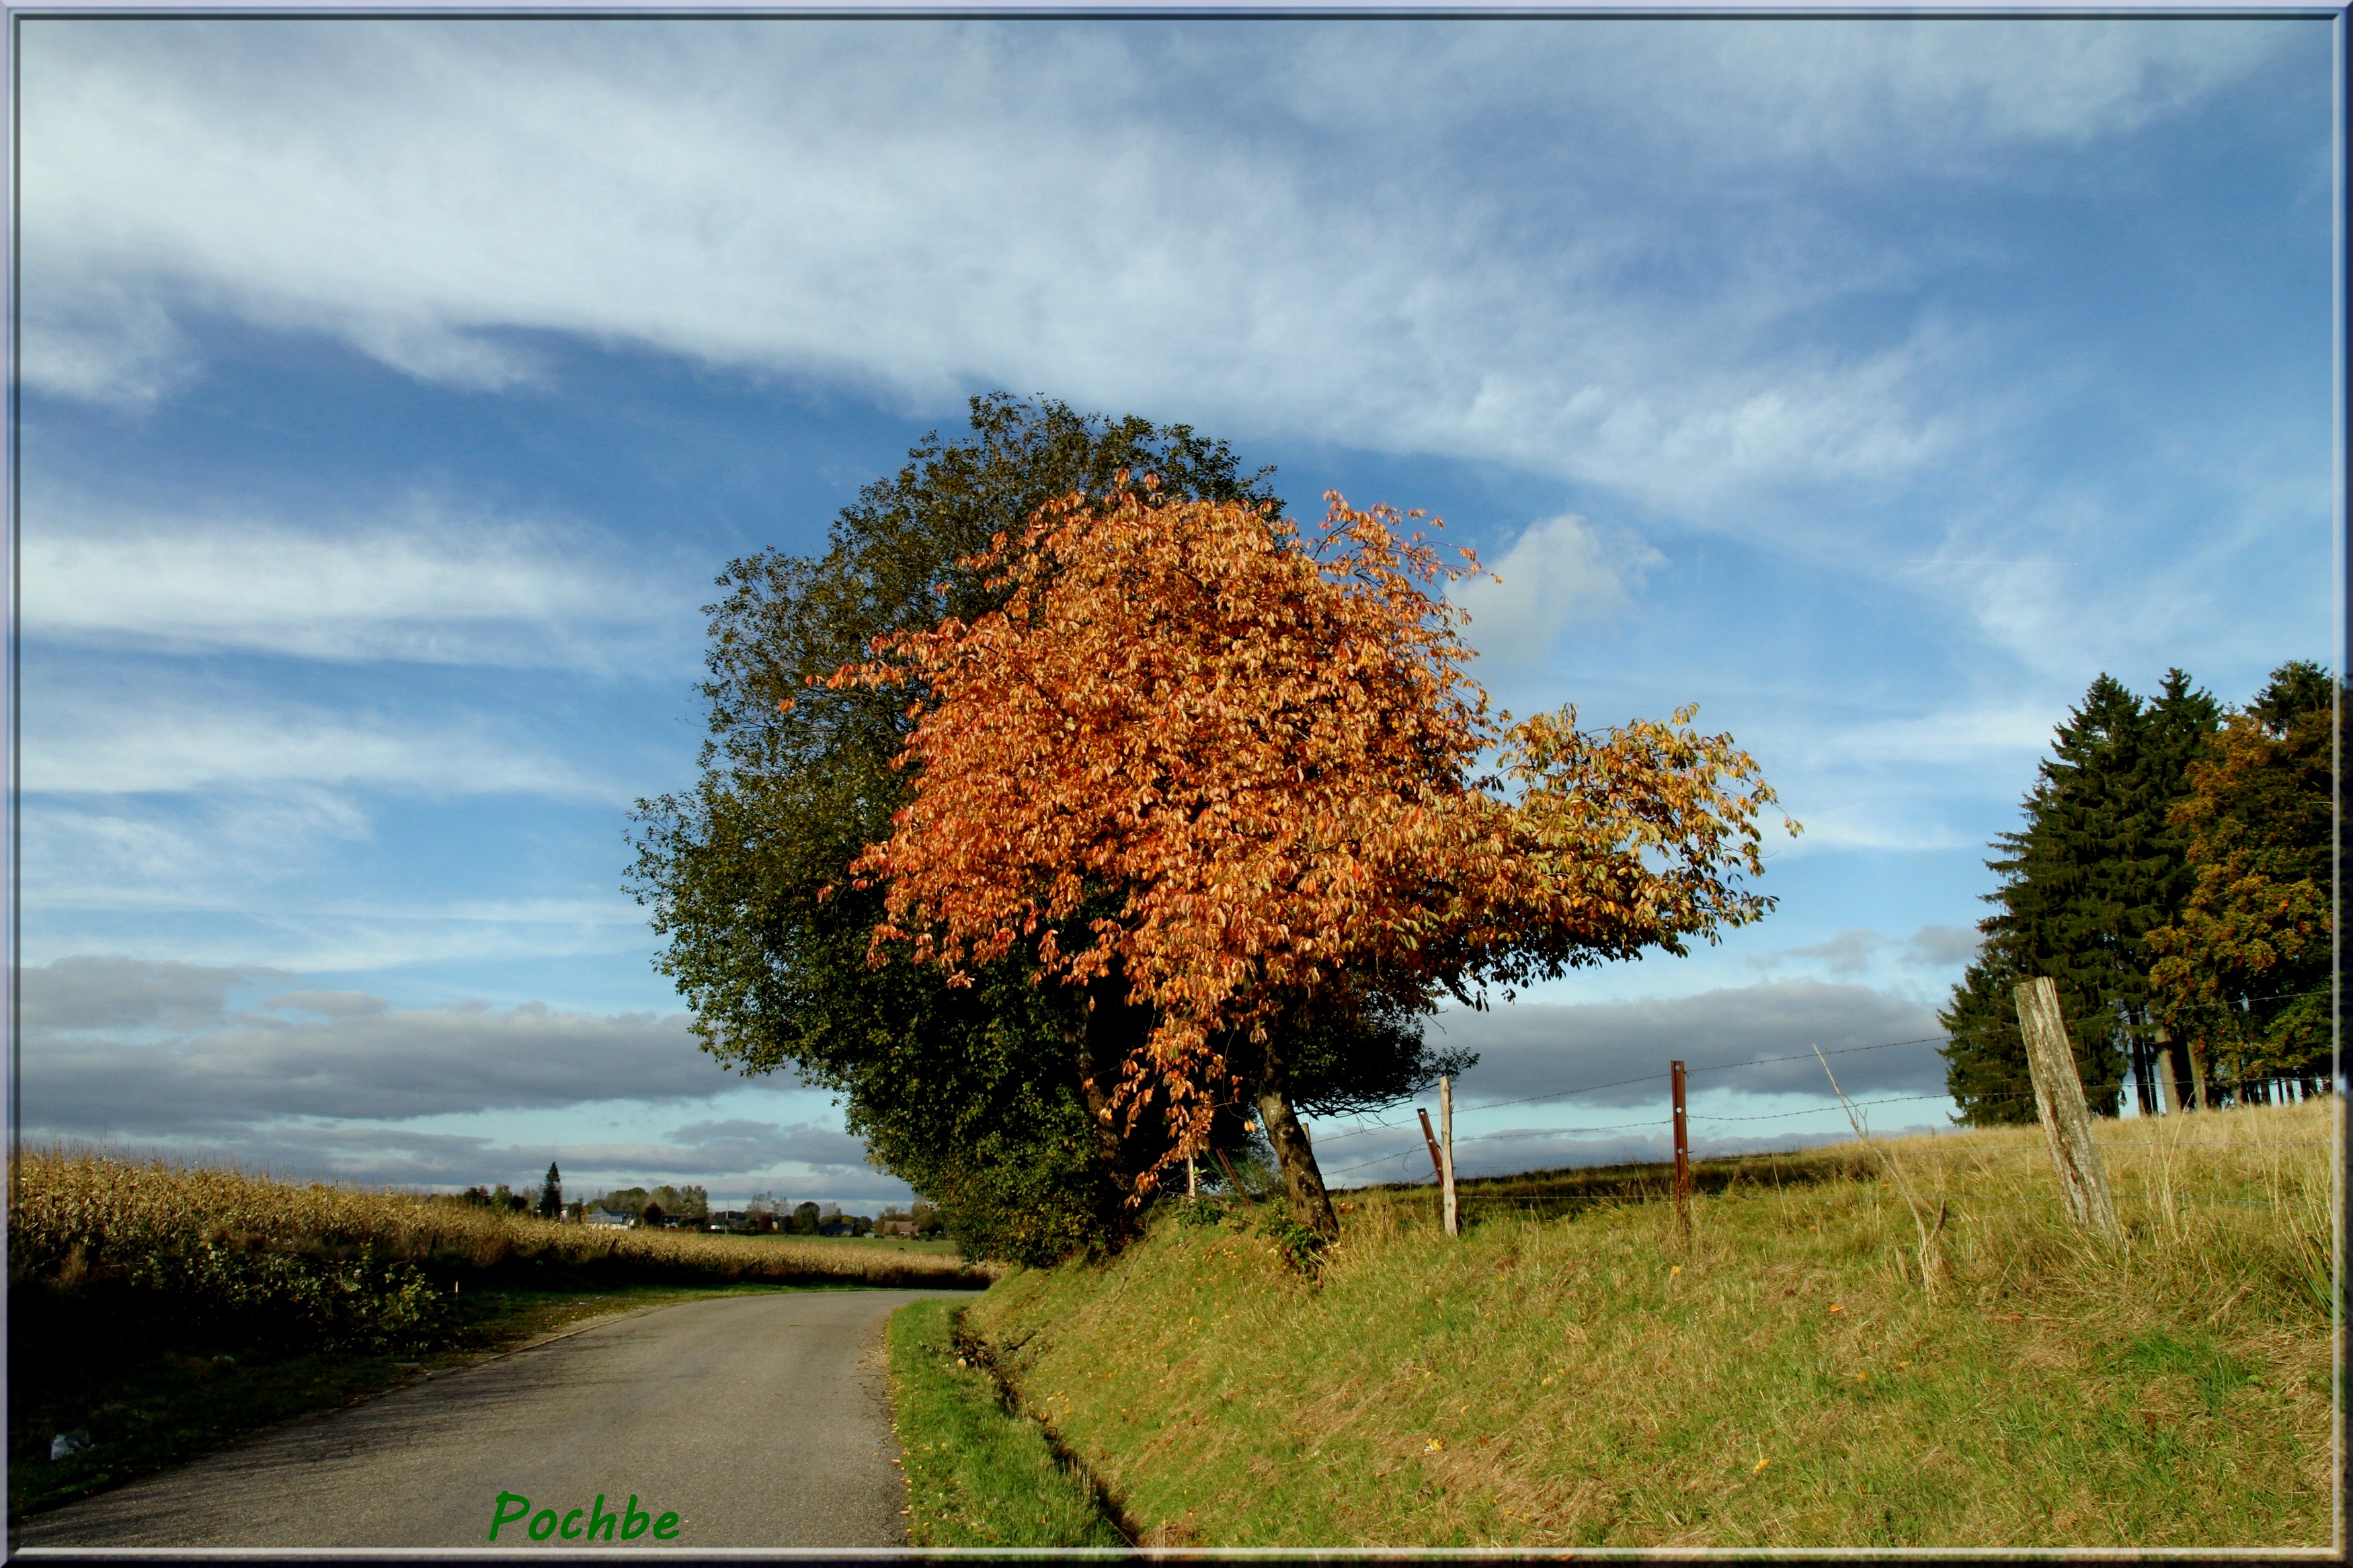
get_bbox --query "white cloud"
[15,19,2296,522]
[19,684,595,798]
[1449,513,1662,673]
[17,788,381,913]
[1787,702,2061,772]
[20,488,685,669]
[17,278,194,405]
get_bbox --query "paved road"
[12,1288,966,1553]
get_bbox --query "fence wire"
[1308,1019,2342,1184]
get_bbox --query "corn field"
[9,1147,989,1352]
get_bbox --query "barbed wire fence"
[1286,987,2340,1223]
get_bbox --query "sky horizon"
[12,13,2339,1209]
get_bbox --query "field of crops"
[10,1147,989,1352]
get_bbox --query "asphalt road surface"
[12,1288,967,1553]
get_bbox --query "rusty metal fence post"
[1671,1059,1691,1240]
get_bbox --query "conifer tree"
[539,1161,562,1220]
[1940,671,2219,1122]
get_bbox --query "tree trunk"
[1254,1081,1340,1242]
[1066,980,1142,1242]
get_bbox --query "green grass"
[885,1297,1128,1549]
[961,1098,2339,1551]
[8,1281,841,1520]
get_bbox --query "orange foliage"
[828,479,1786,1188]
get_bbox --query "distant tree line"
[584,1184,711,1225]
[447,1163,569,1219]
[1940,661,2338,1122]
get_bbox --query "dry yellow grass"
[11,1145,990,1307]
[965,1097,2340,1551]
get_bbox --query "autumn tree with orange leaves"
[832,475,1790,1241]
[2147,661,2338,1096]
[633,397,1467,1265]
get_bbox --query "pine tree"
[1939,671,2219,1122]
[538,1162,562,1220]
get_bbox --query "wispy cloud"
[20,680,598,798]
[20,489,688,669]
[19,19,2293,523]
[1450,513,1663,673]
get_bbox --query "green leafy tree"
[2147,661,2338,1098]
[628,395,1470,1263]
[538,1162,563,1221]
[645,1184,709,1221]
[592,1186,649,1216]
[1940,671,2220,1122]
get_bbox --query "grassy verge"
[885,1297,1127,1549]
[963,1098,2338,1551]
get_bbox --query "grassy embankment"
[886,1298,1129,1549]
[7,1148,991,1517]
[956,1097,2338,1551]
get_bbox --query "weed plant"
[964,1097,2339,1550]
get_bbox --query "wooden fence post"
[2013,978,2125,1247]
[1671,1059,1691,1240]
[1439,1075,1459,1238]
[2153,1028,2184,1114]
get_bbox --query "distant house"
[584,1207,633,1228]
[875,1219,918,1237]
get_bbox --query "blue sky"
[13,15,2338,1206]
